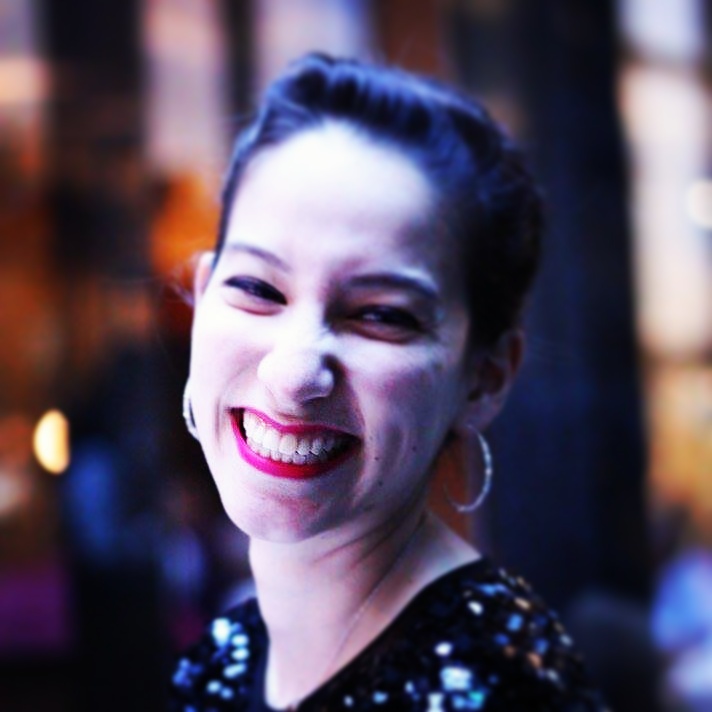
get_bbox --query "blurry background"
[0,0,710,710]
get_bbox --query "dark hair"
[215,53,543,348]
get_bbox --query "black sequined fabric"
[169,558,608,711]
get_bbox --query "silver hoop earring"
[182,382,200,441]
[444,431,493,513]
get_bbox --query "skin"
[189,123,522,707]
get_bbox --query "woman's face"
[189,124,475,543]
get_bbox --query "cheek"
[188,307,267,442]
[190,306,261,380]
[363,345,462,409]
[356,347,464,459]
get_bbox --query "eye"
[351,305,423,336]
[223,277,286,305]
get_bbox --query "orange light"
[0,57,47,105]
[33,410,70,475]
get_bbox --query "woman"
[171,54,606,711]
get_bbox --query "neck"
[250,510,479,709]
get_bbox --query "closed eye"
[351,305,423,334]
[223,277,286,305]
[225,277,287,304]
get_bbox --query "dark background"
[1,1,711,710]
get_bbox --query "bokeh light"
[685,180,712,229]
[32,409,70,475]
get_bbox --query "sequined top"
[170,558,607,711]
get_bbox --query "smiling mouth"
[231,408,358,479]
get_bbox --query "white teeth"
[279,434,298,455]
[309,437,324,455]
[241,412,349,465]
[263,428,280,452]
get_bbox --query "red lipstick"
[231,409,357,480]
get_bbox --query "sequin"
[527,652,543,669]
[223,663,246,679]
[468,601,483,615]
[210,619,232,647]
[534,637,550,655]
[441,665,473,691]
[469,690,487,706]
[172,658,193,688]
[169,558,607,711]
[515,597,532,611]
[231,633,249,646]
[547,669,561,683]
[435,641,453,656]
[231,647,249,661]
[206,680,222,695]
[507,613,524,631]
[452,689,487,710]
[479,583,508,597]
[427,692,445,711]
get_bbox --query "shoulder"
[318,559,608,711]
[169,598,265,710]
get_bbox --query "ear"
[455,329,525,433]
[193,251,216,305]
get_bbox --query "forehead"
[224,124,462,289]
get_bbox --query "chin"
[216,480,339,543]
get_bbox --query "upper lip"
[235,407,357,439]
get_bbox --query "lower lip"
[231,414,356,480]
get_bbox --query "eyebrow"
[221,243,440,303]
[348,273,440,303]
[221,243,290,272]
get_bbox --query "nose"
[257,335,336,408]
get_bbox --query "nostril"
[312,368,335,394]
[257,348,335,403]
